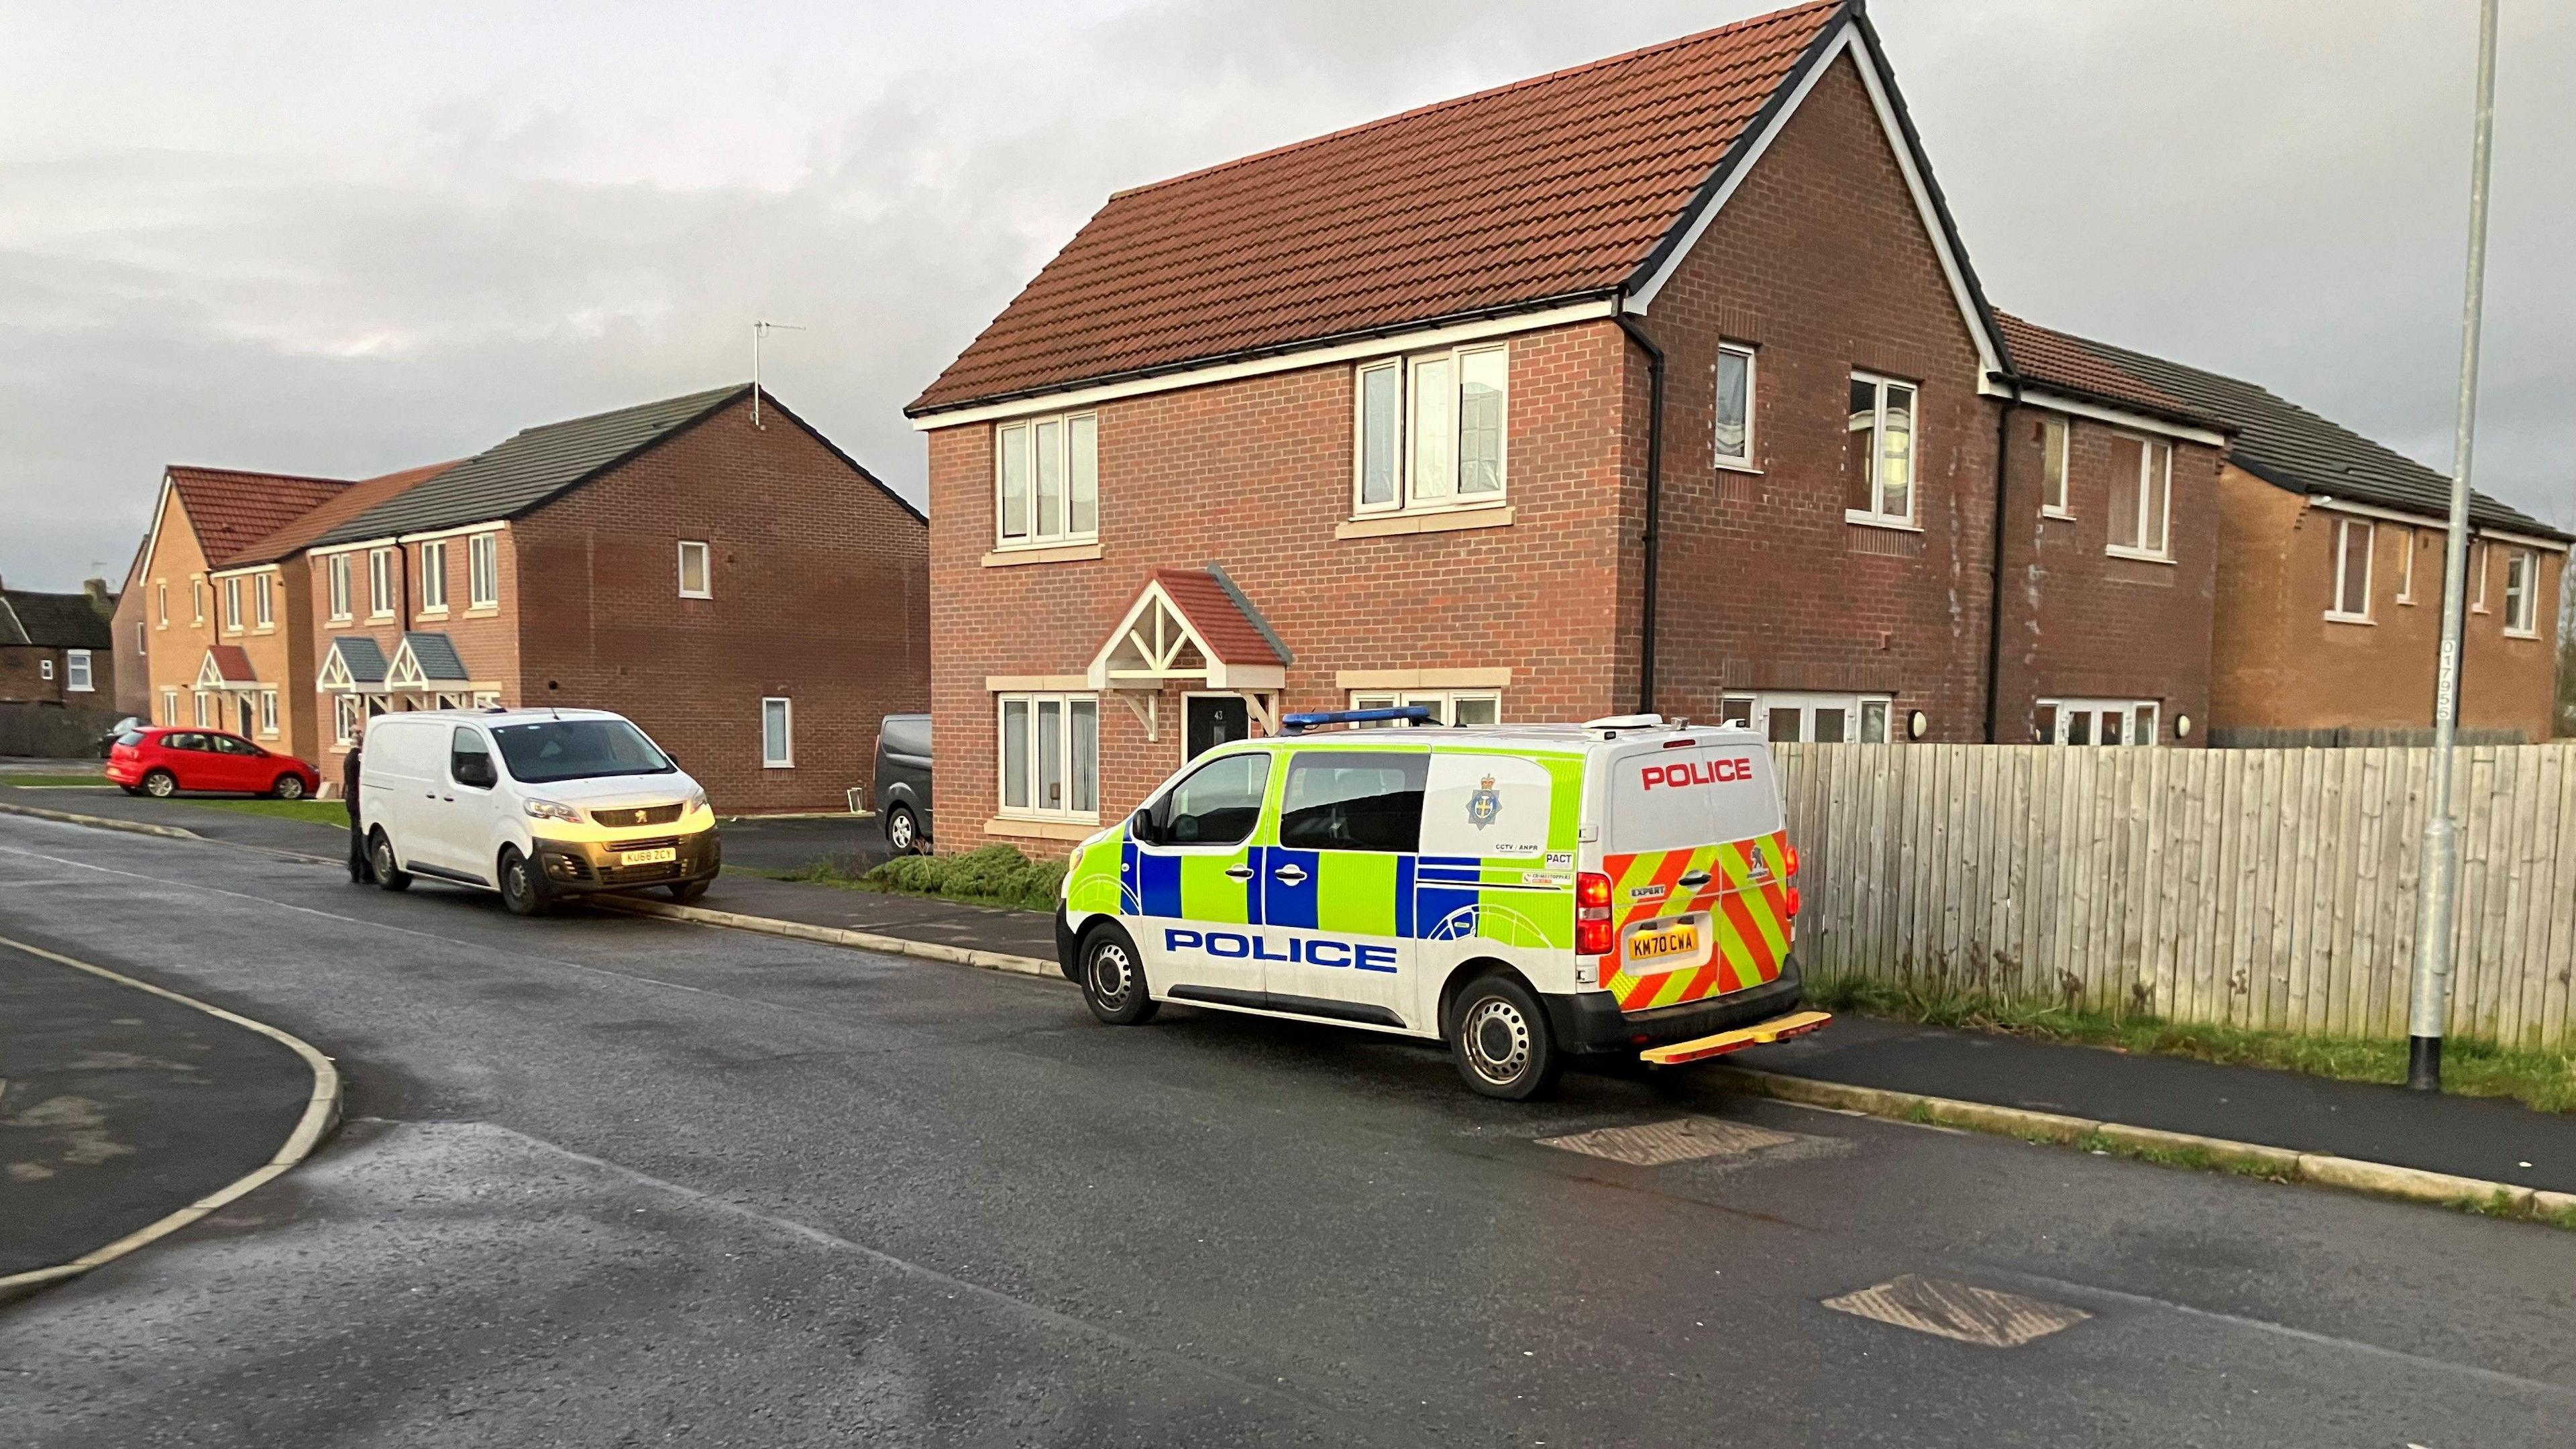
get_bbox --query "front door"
[1185,695,1249,762]
[1260,749,1426,1028]
[235,694,256,738]
[1127,751,1273,1007]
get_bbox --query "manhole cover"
[1538,1116,1799,1167]
[1822,1275,2090,1348]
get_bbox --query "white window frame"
[995,692,1102,822]
[1713,343,1757,471]
[2469,539,2490,614]
[468,532,500,609]
[193,691,209,727]
[1844,372,1919,529]
[2502,547,2538,637]
[1352,342,1511,519]
[992,411,1099,550]
[222,576,244,633]
[254,572,274,629]
[258,688,279,737]
[1346,689,1501,728]
[678,540,712,599]
[66,650,92,692]
[191,576,205,623]
[2038,413,2072,518]
[333,694,362,747]
[2037,698,2163,747]
[2104,433,2173,561]
[2394,527,2416,604]
[418,539,447,614]
[39,657,54,682]
[1720,691,1895,745]
[161,686,179,724]
[368,547,397,619]
[156,582,168,627]
[761,696,794,769]
[328,555,353,623]
[2326,517,2374,624]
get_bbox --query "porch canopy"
[319,631,490,711]
[1085,567,1288,738]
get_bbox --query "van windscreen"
[491,719,674,784]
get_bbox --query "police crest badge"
[1466,773,1502,829]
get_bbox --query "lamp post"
[2406,0,2502,1092]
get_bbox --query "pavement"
[0,810,2568,1447]
[0,938,317,1278]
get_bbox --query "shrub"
[860,843,1065,912]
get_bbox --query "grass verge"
[0,774,113,788]
[173,798,350,826]
[1806,974,2576,1115]
[740,843,1064,914]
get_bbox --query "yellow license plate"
[620,847,678,865]
[1626,922,1699,965]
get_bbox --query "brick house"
[1984,325,2569,742]
[904,0,2220,855]
[301,384,928,811]
[0,580,117,710]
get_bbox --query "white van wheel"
[1080,926,1158,1026]
[1449,975,1562,1101]
[370,829,411,892]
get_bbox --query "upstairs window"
[222,576,243,633]
[1713,344,1756,469]
[2469,540,2490,612]
[468,533,500,608]
[2037,415,2070,517]
[2106,435,2172,559]
[328,555,353,622]
[1354,344,1508,515]
[2394,527,2416,604]
[678,540,711,598]
[994,412,1097,548]
[192,577,206,623]
[66,650,93,692]
[2328,517,2373,622]
[368,547,397,617]
[156,582,168,627]
[420,539,448,611]
[255,572,274,628]
[1844,374,1917,527]
[2503,548,2538,636]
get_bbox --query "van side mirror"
[455,755,497,789]
[1129,807,1156,845]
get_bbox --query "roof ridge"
[496,382,747,440]
[166,464,356,487]
[1106,0,1843,203]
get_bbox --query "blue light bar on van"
[1280,706,1435,734]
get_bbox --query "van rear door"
[1595,737,1793,1014]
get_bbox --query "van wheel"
[369,829,411,892]
[142,770,177,798]
[885,804,922,854]
[498,847,547,916]
[1080,924,1158,1026]
[1448,975,1563,1101]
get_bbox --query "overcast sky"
[3,0,2569,592]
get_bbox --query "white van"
[1055,710,1828,1099]
[358,708,720,915]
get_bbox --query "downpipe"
[1615,303,1668,716]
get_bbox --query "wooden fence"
[1770,743,2576,1050]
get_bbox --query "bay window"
[1844,374,1917,527]
[994,411,1098,547]
[998,692,1099,818]
[2106,435,2172,558]
[1354,343,1507,515]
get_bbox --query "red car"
[107,726,323,800]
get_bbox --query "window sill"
[1715,459,1762,476]
[2323,612,2375,627]
[417,607,449,619]
[678,590,712,601]
[763,762,794,770]
[2104,547,2175,566]
[986,814,1102,842]
[2503,628,2540,641]
[326,617,352,629]
[1844,513,1923,533]
[2040,508,2075,522]
[465,605,500,618]
[983,541,1103,568]
[1336,504,1513,540]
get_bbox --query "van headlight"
[523,798,582,823]
[684,787,708,815]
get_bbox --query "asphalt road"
[0,812,2569,1448]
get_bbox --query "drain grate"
[1538,1116,1799,1167]
[1822,1275,2090,1348]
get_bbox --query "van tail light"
[1786,885,1803,920]
[1784,843,1801,877]
[1576,871,1615,957]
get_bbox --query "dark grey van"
[875,714,932,853]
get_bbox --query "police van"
[1054,710,1828,1099]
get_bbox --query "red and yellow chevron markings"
[1599,831,1799,1013]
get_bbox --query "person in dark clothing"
[343,744,372,883]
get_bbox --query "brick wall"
[138,487,217,728]
[305,525,523,759]
[1991,411,2220,744]
[109,571,151,718]
[2212,464,2565,739]
[514,394,928,812]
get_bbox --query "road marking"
[1540,1116,1799,1167]
[0,933,341,1301]
[1823,1273,2089,1348]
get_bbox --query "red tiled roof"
[228,460,460,566]
[1995,313,2221,431]
[910,1,1846,414]
[1148,569,1283,666]
[204,644,256,684]
[166,466,352,568]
